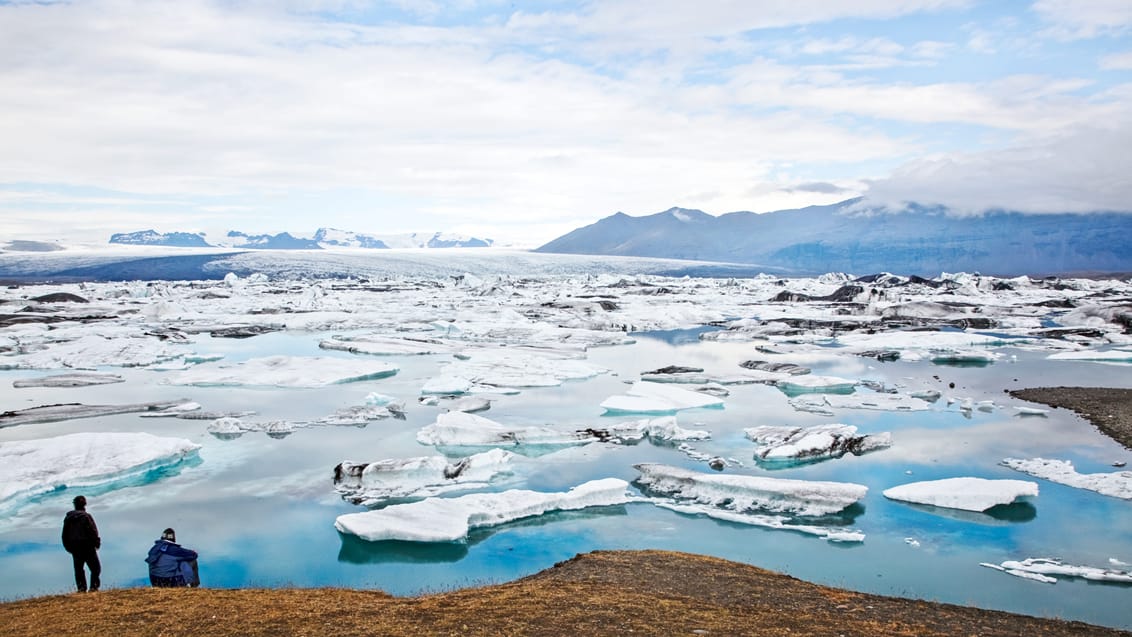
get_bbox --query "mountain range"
[109,229,494,250]
[535,199,1132,276]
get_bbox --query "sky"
[1,0,1130,247]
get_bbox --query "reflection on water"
[2,329,1132,629]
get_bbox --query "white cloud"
[1033,0,1132,40]
[1101,50,1132,69]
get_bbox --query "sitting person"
[145,528,199,587]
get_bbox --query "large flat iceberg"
[333,448,517,506]
[1001,458,1132,499]
[601,381,725,415]
[883,477,1038,512]
[981,558,1132,584]
[163,355,399,388]
[0,432,201,509]
[416,411,597,449]
[333,478,630,542]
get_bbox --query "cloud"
[1101,50,1132,69]
[1033,0,1132,40]
[783,182,854,195]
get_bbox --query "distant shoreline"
[1010,387,1132,450]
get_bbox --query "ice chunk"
[443,396,492,413]
[1001,458,1132,499]
[164,356,398,388]
[745,424,891,464]
[929,349,1000,365]
[776,375,856,395]
[207,417,295,439]
[12,372,125,388]
[1014,406,1049,416]
[652,502,864,543]
[0,432,201,509]
[416,411,597,449]
[982,558,1132,584]
[883,477,1038,512]
[0,399,194,429]
[633,463,867,517]
[333,478,630,542]
[594,416,711,443]
[333,448,516,506]
[601,381,725,415]
[789,393,931,414]
[1047,348,1132,363]
[139,401,203,418]
[421,374,473,395]
[319,334,457,356]
[430,350,607,389]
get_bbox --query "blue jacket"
[145,539,198,579]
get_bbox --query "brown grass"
[2,550,1126,637]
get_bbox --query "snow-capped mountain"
[109,230,211,248]
[106,228,494,250]
[536,199,1132,276]
[225,231,322,250]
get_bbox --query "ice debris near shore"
[333,448,517,506]
[164,355,399,388]
[334,478,630,542]
[633,463,867,517]
[1000,458,1132,499]
[0,432,201,509]
[883,477,1038,512]
[600,381,725,414]
[745,424,891,465]
[981,558,1132,584]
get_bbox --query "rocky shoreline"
[1009,387,1132,450]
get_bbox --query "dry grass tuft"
[2,550,1127,636]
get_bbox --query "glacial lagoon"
[1,253,1130,629]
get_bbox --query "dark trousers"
[71,549,101,592]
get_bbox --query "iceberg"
[601,381,725,415]
[333,448,516,506]
[981,558,1132,584]
[789,393,931,415]
[12,372,125,388]
[1047,349,1132,363]
[207,417,296,439]
[776,375,856,396]
[883,477,1038,512]
[1000,458,1132,499]
[416,411,597,449]
[0,432,201,509]
[653,502,864,543]
[633,463,867,517]
[163,356,399,388]
[319,334,457,356]
[427,350,606,389]
[587,416,711,444]
[333,478,631,542]
[0,399,194,429]
[745,424,891,465]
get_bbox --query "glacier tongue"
[633,463,867,517]
[333,478,631,542]
[0,432,201,509]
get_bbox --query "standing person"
[60,495,101,593]
[146,528,200,587]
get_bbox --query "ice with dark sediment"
[1000,458,1132,499]
[0,399,194,428]
[789,392,933,415]
[745,424,892,465]
[333,478,631,542]
[633,463,867,517]
[594,416,712,443]
[162,355,399,388]
[883,477,1038,512]
[981,558,1132,584]
[600,381,725,414]
[12,372,125,388]
[416,411,599,449]
[319,334,458,356]
[0,432,201,509]
[333,448,517,506]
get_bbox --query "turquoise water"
[2,330,1131,629]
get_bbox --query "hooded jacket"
[61,510,100,554]
[145,539,199,579]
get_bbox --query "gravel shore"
[1009,387,1132,450]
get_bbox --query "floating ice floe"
[416,411,597,450]
[595,416,712,443]
[745,424,891,465]
[319,334,457,356]
[1014,406,1049,417]
[208,417,296,439]
[12,372,125,388]
[775,375,856,396]
[1001,458,1132,499]
[883,477,1038,512]
[432,350,607,389]
[163,355,399,388]
[0,399,193,429]
[928,348,1000,365]
[0,332,186,370]
[0,432,201,509]
[600,381,725,415]
[442,396,492,413]
[139,402,203,418]
[789,393,931,415]
[333,448,517,506]
[981,558,1132,584]
[633,463,867,517]
[333,478,630,542]
[652,502,864,543]
[1047,348,1132,363]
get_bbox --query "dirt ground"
[1009,386,1132,449]
[2,550,1126,637]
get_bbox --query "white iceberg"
[597,416,712,443]
[425,350,606,391]
[0,432,201,508]
[1047,349,1132,363]
[207,417,296,439]
[652,502,864,543]
[883,477,1038,512]
[416,411,597,449]
[776,375,856,395]
[601,381,725,415]
[164,355,399,388]
[633,463,867,517]
[1001,458,1132,499]
[745,424,891,464]
[334,478,631,542]
[789,393,931,415]
[320,334,457,356]
[12,372,125,388]
[981,558,1132,584]
[334,448,517,506]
